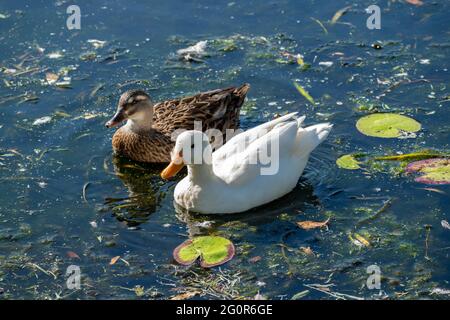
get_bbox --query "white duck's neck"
[187,147,214,183]
[187,163,214,184]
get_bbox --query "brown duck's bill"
[161,160,185,179]
[105,109,126,128]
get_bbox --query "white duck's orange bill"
[161,160,184,179]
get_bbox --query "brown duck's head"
[105,89,153,128]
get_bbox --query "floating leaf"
[406,158,450,185]
[297,218,330,230]
[110,255,120,265]
[356,113,421,138]
[441,220,450,230]
[336,154,361,170]
[173,236,235,268]
[293,82,315,105]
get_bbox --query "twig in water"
[25,263,57,280]
[304,283,364,300]
[424,224,432,261]
[356,198,394,226]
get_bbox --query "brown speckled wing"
[153,84,250,137]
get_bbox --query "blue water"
[0,0,449,299]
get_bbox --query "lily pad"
[336,154,361,170]
[406,158,450,185]
[173,236,235,268]
[356,113,421,138]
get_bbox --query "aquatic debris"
[349,233,370,247]
[45,72,59,85]
[0,12,10,19]
[300,246,315,256]
[318,61,333,67]
[357,198,393,225]
[371,43,382,50]
[310,17,328,34]
[248,256,261,263]
[441,220,450,230]
[405,0,424,6]
[291,290,310,300]
[304,283,363,300]
[356,113,421,138]
[293,82,315,105]
[173,236,235,268]
[431,288,450,296]
[47,51,64,59]
[66,251,80,260]
[87,39,107,49]
[330,5,352,25]
[32,116,52,126]
[110,255,121,265]
[177,40,208,62]
[80,52,97,61]
[297,217,330,230]
[406,158,450,185]
[170,290,201,300]
[374,151,446,162]
[134,285,145,297]
[55,77,72,88]
[336,154,362,170]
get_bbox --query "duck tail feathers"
[295,122,332,155]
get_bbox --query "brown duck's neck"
[124,108,154,133]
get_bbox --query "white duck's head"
[161,130,213,179]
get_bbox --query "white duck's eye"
[190,144,195,149]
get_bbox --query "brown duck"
[105,84,250,163]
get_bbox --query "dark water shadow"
[104,155,169,227]
[174,179,321,236]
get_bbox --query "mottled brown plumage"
[107,84,250,163]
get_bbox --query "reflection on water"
[175,180,320,237]
[106,155,167,226]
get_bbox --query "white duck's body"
[163,113,332,214]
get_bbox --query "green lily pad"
[336,154,362,170]
[356,113,421,138]
[406,158,450,185]
[173,236,235,268]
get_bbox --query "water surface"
[0,0,449,299]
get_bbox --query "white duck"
[161,113,332,214]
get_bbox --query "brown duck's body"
[111,84,250,163]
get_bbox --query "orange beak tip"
[161,160,184,180]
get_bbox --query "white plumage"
[161,112,332,214]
